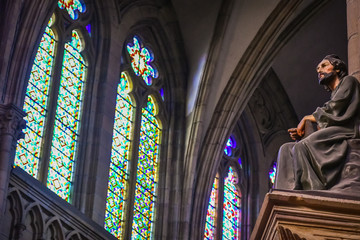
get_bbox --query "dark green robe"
[275,75,360,190]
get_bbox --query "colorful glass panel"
[15,16,56,177]
[105,72,135,239]
[58,0,86,20]
[204,174,219,240]
[224,136,236,157]
[127,36,157,85]
[47,30,87,202]
[223,167,241,240]
[131,95,161,239]
[269,161,277,188]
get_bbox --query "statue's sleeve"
[313,76,360,129]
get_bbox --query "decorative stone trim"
[277,226,306,240]
[5,167,117,240]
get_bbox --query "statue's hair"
[323,54,348,79]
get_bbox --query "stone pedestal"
[251,190,360,240]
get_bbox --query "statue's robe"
[275,75,360,190]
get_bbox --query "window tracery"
[15,0,90,202]
[105,35,163,240]
[204,136,242,240]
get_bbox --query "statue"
[275,55,360,191]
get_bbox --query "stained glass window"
[204,174,219,240]
[105,35,162,239]
[204,136,242,240]
[58,0,86,20]
[269,161,277,188]
[127,36,158,85]
[16,0,88,203]
[104,72,135,238]
[223,167,241,240]
[224,136,236,157]
[46,29,87,201]
[132,95,161,239]
[15,16,57,178]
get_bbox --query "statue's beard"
[319,71,336,85]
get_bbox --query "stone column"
[0,104,25,220]
[347,0,360,80]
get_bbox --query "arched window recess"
[104,33,168,239]
[15,0,94,203]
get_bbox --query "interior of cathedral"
[0,0,357,239]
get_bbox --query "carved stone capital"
[0,103,26,143]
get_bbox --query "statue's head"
[317,55,348,90]
[322,54,348,79]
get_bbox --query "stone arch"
[22,204,44,240]
[66,231,82,240]
[4,189,24,239]
[189,1,331,239]
[0,1,57,106]
[44,217,65,240]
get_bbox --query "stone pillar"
[347,0,360,80]
[0,104,25,220]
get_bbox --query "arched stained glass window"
[204,137,242,240]
[47,29,87,201]
[105,72,135,238]
[105,36,163,239]
[204,174,219,239]
[15,16,56,178]
[223,167,241,240]
[15,0,89,203]
[132,95,161,239]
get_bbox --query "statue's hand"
[296,115,316,139]
[297,118,306,137]
[288,128,302,141]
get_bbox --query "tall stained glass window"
[204,174,219,239]
[105,72,135,238]
[15,0,88,203]
[223,167,241,240]
[105,36,163,239]
[47,29,87,201]
[204,137,242,240]
[132,95,161,239]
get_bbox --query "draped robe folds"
[275,75,360,190]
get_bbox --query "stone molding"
[3,167,117,240]
[277,226,306,240]
[251,190,360,240]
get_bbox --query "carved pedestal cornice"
[251,190,360,240]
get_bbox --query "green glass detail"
[47,30,87,202]
[105,72,135,239]
[131,95,161,239]
[222,167,241,240]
